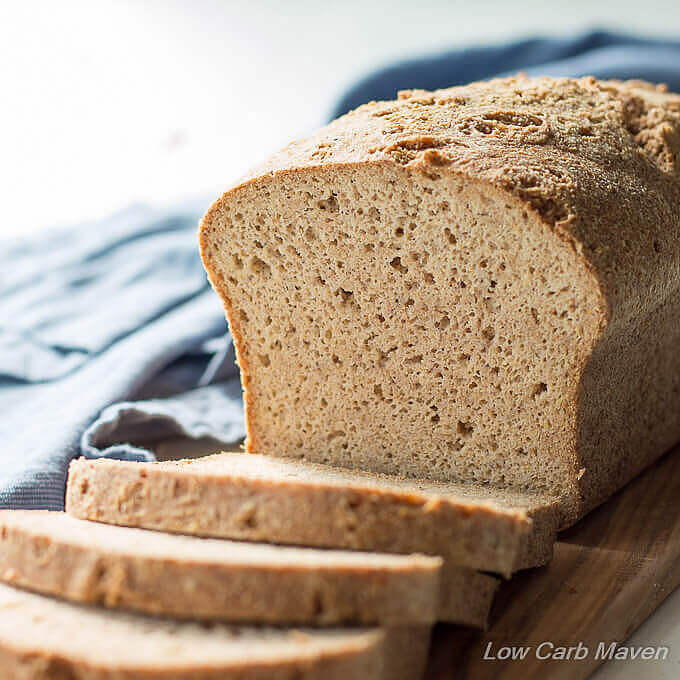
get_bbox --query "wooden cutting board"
[426,442,680,680]
[154,436,680,680]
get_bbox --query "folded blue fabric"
[0,202,243,509]
[332,30,680,118]
[3,30,680,510]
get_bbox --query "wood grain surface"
[426,442,680,679]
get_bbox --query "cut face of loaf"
[202,166,597,513]
[200,76,680,525]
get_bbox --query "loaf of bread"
[0,582,428,679]
[200,75,680,525]
[0,510,441,625]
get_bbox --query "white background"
[2,2,680,677]
[2,0,680,238]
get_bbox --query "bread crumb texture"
[200,76,680,525]
[0,582,387,679]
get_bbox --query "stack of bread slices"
[0,451,559,679]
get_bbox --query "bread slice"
[0,510,441,626]
[0,582,428,680]
[67,452,556,576]
[66,459,499,627]
[198,76,680,526]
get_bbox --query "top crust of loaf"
[212,75,680,324]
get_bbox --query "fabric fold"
[0,203,243,509]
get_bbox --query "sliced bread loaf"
[0,582,427,679]
[67,452,557,577]
[0,510,441,626]
[199,76,680,525]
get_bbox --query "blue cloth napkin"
[3,30,680,510]
[1,202,244,509]
[332,30,680,118]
